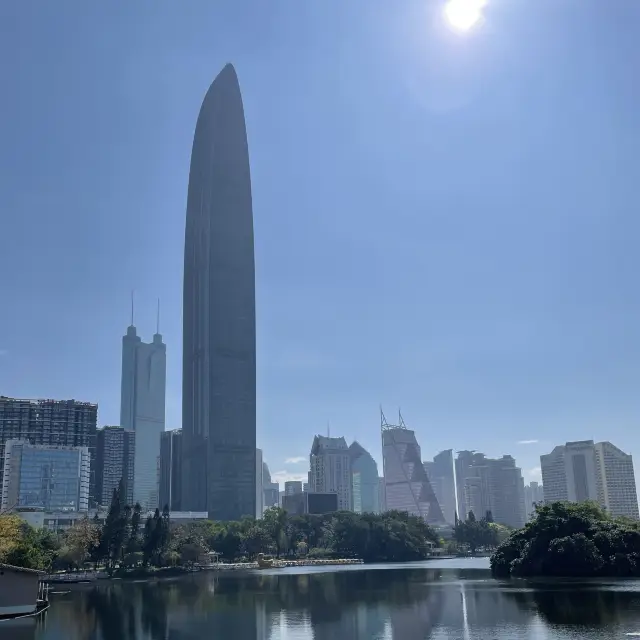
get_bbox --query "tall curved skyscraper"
[182,64,256,521]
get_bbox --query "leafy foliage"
[0,515,60,570]
[58,515,100,568]
[490,501,640,578]
[454,511,501,553]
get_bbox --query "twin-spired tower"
[181,64,256,520]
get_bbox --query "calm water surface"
[3,558,640,639]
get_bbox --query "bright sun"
[443,0,487,32]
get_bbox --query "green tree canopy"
[491,501,640,578]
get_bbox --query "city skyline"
[2,388,638,525]
[2,3,640,500]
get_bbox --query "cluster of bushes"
[490,501,640,578]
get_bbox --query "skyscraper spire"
[130,290,135,327]
[156,298,161,335]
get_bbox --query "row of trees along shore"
[491,501,640,578]
[0,480,441,573]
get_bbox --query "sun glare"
[443,0,487,32]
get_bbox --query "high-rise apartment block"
[159,429,182,511]
[541,440,600,504]
[349,441,380,514]
[523,481,544,520]
[381,413,444,523]
[541,440,639,519]
[120,322,166,512]
[95,426,135,507]
[455,451,525,528]
[1,440,90,512]
[0,397,98,504]
[423,449,456,524]
[595,442,639,519]
[309,436,352,511]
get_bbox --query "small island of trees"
[491,501,640,578]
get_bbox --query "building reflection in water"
[32,567,640,639]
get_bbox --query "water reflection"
[0,616,41,640]
[30,567,640,640]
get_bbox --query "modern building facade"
[349,441,380,514]
[309,436,352,511]
[281,491,340,515]
[282,492,307,515]
[95,426,135,507]
[182,63,257,521]
[378,477,386,512]
[159,429,183,511]
[15,508,108,533]
[423,449,456,524]
[455,451,525,528]
[381,413,444,523]
[455,450,475,521]
[284,480,303,496]
[256,448,264,518]
[595,441,639,519]
[540,440,600,505]
[120,322,166,512]
[2,440,90,512]
[523,481,544,521]
[540,439,639,518]
[307,492,339,515]
[262,462,279,508]
[0,397,98,504]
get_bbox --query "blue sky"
[1,0,639,490]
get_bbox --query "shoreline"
[45,556,464,586]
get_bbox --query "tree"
[0,515,25,561]
[142,516,155,566]
[101,480,130,571]
[0,517,59,571]
[170,522,209,566]
[209,521,244,561]
[159,506,171,560]
[142,508,171,567]
[242,525,270,558]
[179,543,204,566]
[63,516,100,568]
[127,503,142,553]
[491,501,640,578]
[262,508,288,557]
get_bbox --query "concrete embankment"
[210,558,364,571]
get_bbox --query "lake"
[4,558,640,639]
